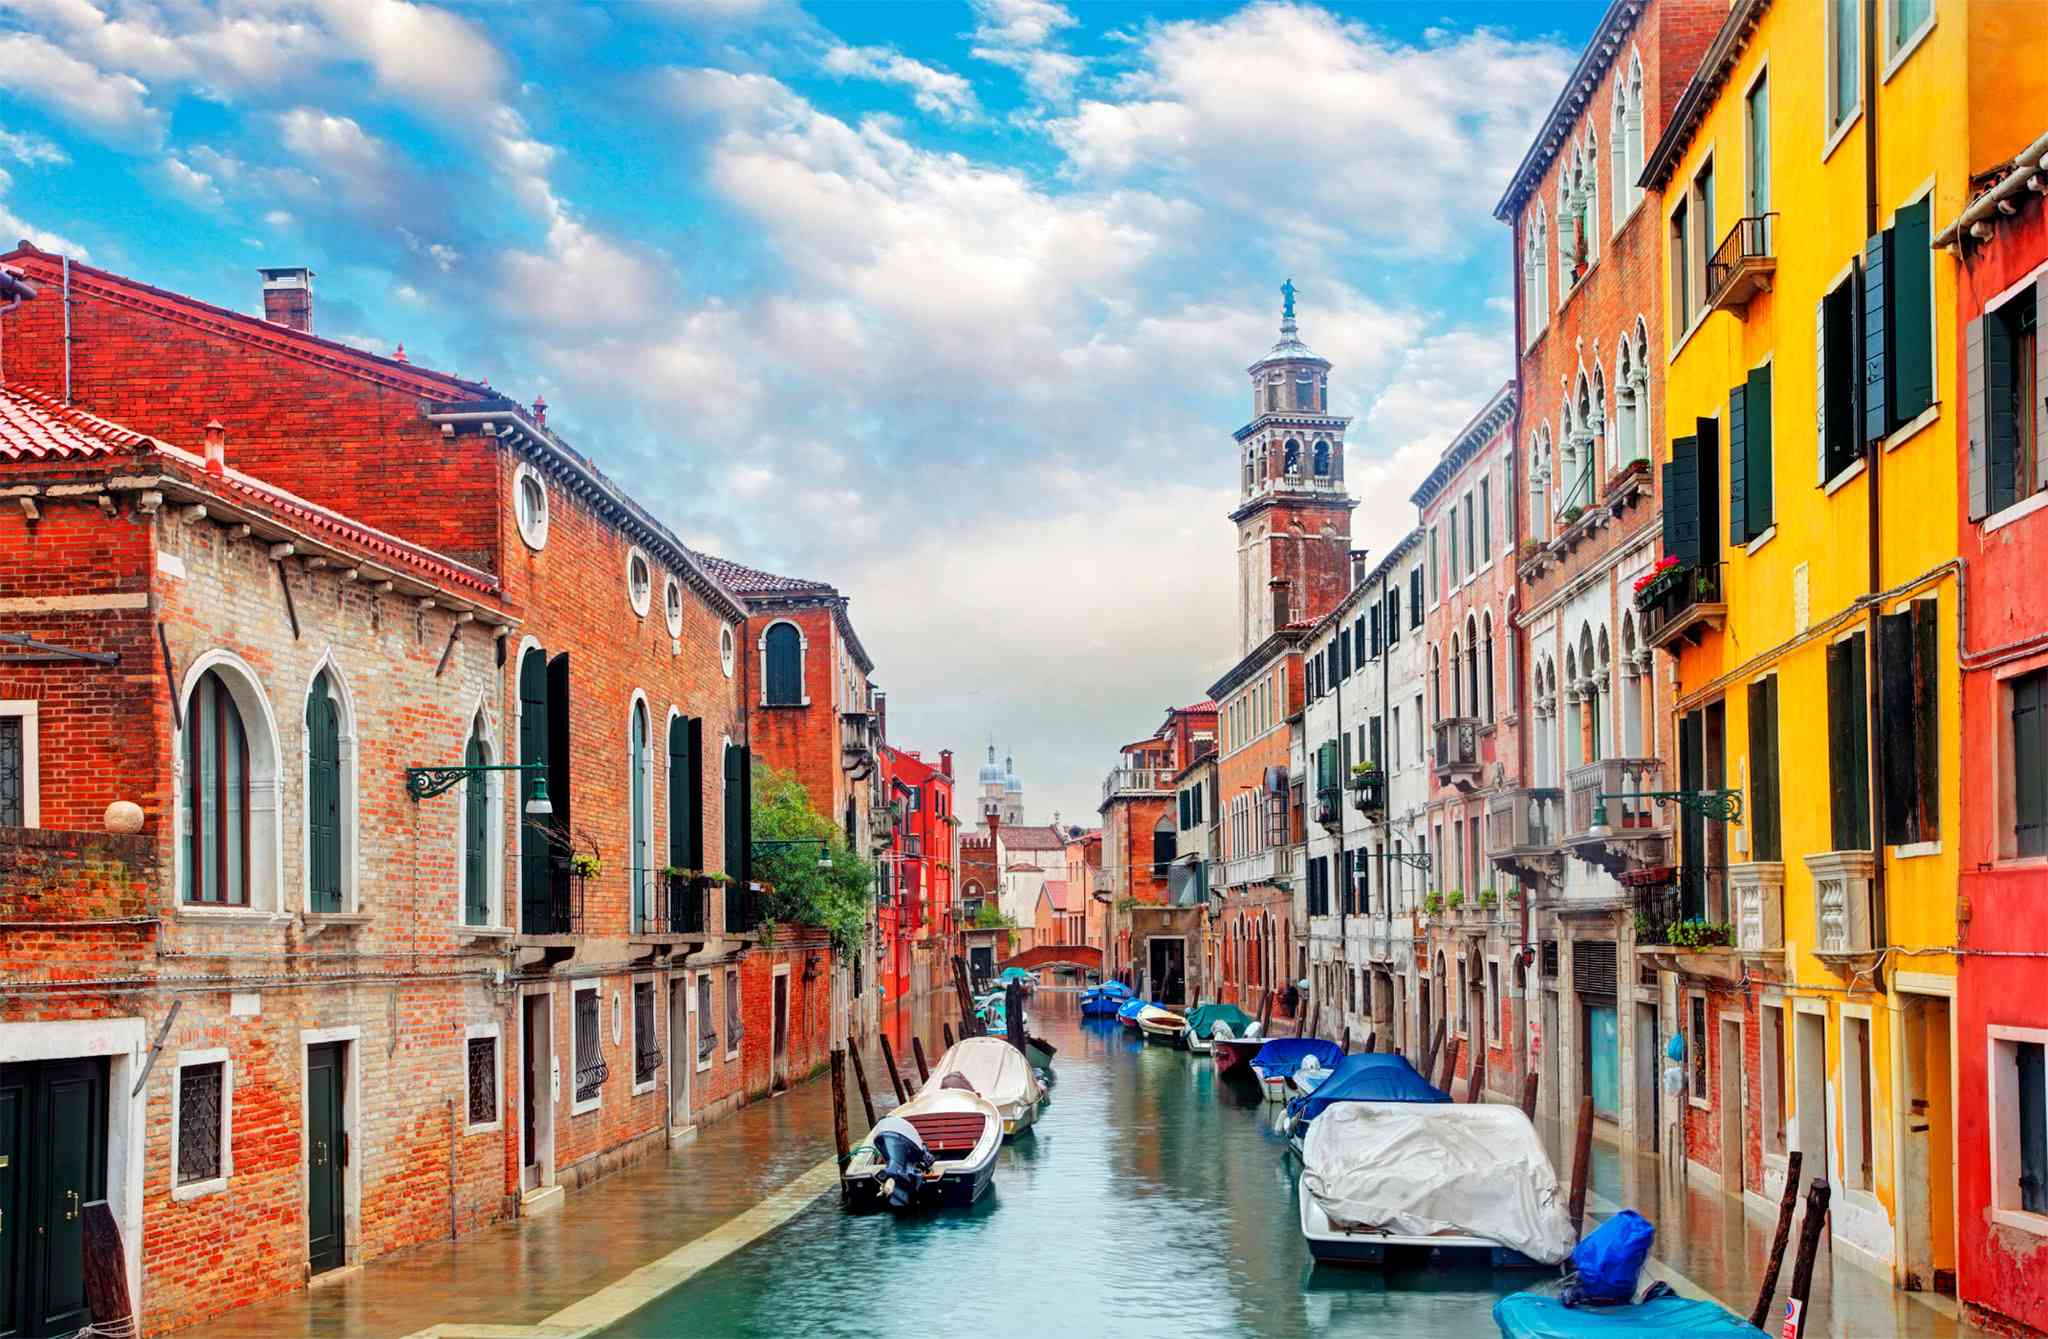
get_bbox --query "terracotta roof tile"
[0,385,160,460]
[693,552,834,596]
[1001,825,1067,850]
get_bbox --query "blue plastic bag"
[1570,1209,1656,1304]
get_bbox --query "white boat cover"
[921,1036,1042,1113]
[1299,1101,1576,1264]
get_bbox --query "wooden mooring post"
[847,1041,878,1129]
[1421,1017,1445,1090]
[81,1201,133,1332]
[951,956,981,1037]
[1566,1094,1595,1236]
[1466,1045,1486,1104]
[876,1032,910,1105]
[1520,1068,1540,1120]
[910,1034,932,1085]
[1338,1027,1350,1055]
[1749,1150,1804,1329]
[1784,1178,1832,1339]
[829,1049,851,1204]
[1438,1036,1462,1093]
[1258,989,1274,1036]
[942,1020,957,1049]
[1005,981,1027,1056]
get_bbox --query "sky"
[0,0,1604,826]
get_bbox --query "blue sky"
[0,0,1602,824]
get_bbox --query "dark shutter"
[1913,600,1940,842]
[1893,200,1933,421]
[1747,363,1774,534]
[739,746,754,884]
[519,649,550,929]
[305,675,342,913]
[547,652,572,848]
[1880,610,1918,845]
[2020,1042,2048,1214]
[1863,229,1893,444]
[1729,381,1749,545]
[668,715,691,869]
[1989,302,2020,510]
[1573,940,1618,999]
[464,731,489,925]
[1748,677,1782,861]
[2037,277,2048,488]
[764,624,802,705]
[1664,434,1702,564]
[2016,670,2048,857]
[1696,416,1722,568]
[723,744,743,879]
[1967,315,1990,519]
[1827,634,1872,851]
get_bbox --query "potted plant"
[1477,888,1499,915]
[1633,554,1685,610]
[1445,889,1465,919]
[1422,890,1443,918]
[1562,504,1585,526]
[569,851,602,880]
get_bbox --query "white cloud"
[158,154,223,208]
[0,128,67,166]
[309,0,505,121]
[2,0,323,95]
[274,108,403,214]
[969,0,1083,103]
[0,31,159,144]
[821,44,979,122]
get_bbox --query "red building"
[878,745,958,1004]
[1946,142,2048,1337]
[1100,702,1217,1004]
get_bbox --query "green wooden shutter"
[2015,671,2048,857]
[2019,1043,2048,1213]
[1913,599,1940,843]
[1879,610,1917,845]
[722,743,743,879]
[1747,363,1774,534]
[1696,416,1722,568]
[739,747,754,883]
[1747,677,1782,861]
[547,651,572,851]
[1967,315,1990,519]
[305,673,342,913]
[1663,435,1701,564]
[1988,305,2019,509]
[1863,228,1893,443]
[1729,381,1749,545]
[1893,200,1933,422]
[1827,640,1853,851]
[464,731,489,925]
[518,649,549,930]
[667,715,689,869]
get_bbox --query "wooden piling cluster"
[1750,1151,1804,1328]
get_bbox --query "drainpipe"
[61,254,72,405]
[1862,0,1891,954]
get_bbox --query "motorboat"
[842,1085,1002,1212]
[997,966,1038,995]
[1493,1291,1768,1337]
[922,1036,1046,1137]
[1115,997,1156,1030]
[1209,1020,1266,1077]
[1283,1053,1450,1156]
[1181,1003,1254,1055]
[1080,981,1132,1017]
[1298,1102,1574,1269]
[1135,1005,1189,1044]
[1249,1038,1344,1103]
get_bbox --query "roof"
[1640,0,1770,190]
[0,385,161,461]
[1206,625,1308,703]
[1408,383,1517,510]
[1493,0,1647,220]
[1043,880,1070,911]
[1181,699,1219,713]
[694,553,834,596]
[1001,824,1068,851]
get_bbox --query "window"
[305,672,346,914]
[626,549,653,616]
[1480,476,1491,557]
[1728,362,1775,543]
[631,700,651,929]
[1690,996,1710,1101]
[1388,586,1402,642]
[1284,440,1301,475]
[1820,274,1864,480]
[1879,599,1941,845]
[1457,959,1469,1035]
[1844,1014,1875,1190]
[1464,493,1476,576]
[1828,0,1862,134]
[1486,962,1500,1043]
[2015,669,2048,858]
[1971,278,2046,519]
[1745,71,1771,222]
[1994,1032,2048,1217]
[634,980,659,1088]
[668,713,702,880]
[696,973,717,1067]
[1297,374,1316,411]
[1670,196,1691,341]
[514,464,549,550]
[573,984,606,1111]
[726,968,743,1056]
[463,713,494,927]
[1747,676,1783,861]
[763,622,803,705]
[1690,158,1715,320]
[466,1029,500,1130]
[1314,440,1331,477]
[664,576,684,638]
[185,669,251,906]
[1888,0,1932,61]
[720,624,736,678]
[174,1055,229,1196]
[1523,210,1550,346]
[1826,633,1873,850]
[0,703,28,827]
[1760,1003,1788,1156]
[1868,198,1936,439]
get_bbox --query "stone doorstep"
[306,1264,363,1291]
[519,1184,565,1218]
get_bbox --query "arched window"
[1296,373,1316,411]
[1283,440,1301,475]
[1592,367,1609,483]
[463,712,495,927]
[1431,647,1442,723]
[763,622,803,705]
[1152,812,1177,876]
[1482,612,1496,723]
[1448,637,1462,716]
[1582,131,1600,264]
[1611,78,1632,229]
[1465,613,1480,721]
[305,669,343,913]
[1244,450,1255,492]
[1313,440,1331,477]
[187,669,252,905]
[1620,613,1644,757]
[631,700,650,929]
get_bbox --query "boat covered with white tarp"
[1298,1101,1574,1268]
[920,1036,1045,1136]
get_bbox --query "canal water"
[602,993,1571,1339]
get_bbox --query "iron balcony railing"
[1349,770,1387,816]
[1706,213,1777,313]
[1633,865,1729,945]
[1553,458,1597,522]
[669,872,707,935]
[1637,560,1725,650]
[724,880,762,935]
[523,859,586,936]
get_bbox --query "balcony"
[1706,214,1776,315]
[1487,787,1564,887]
[1806,850,1877,964]
[1103,766,1175,803]
[521,860,587,937]
[1349,769,1387,818]
[1315,785,1343,830]
[1432,717,1482,791]
[1222,845,1292,889]
[724,880,763,936]
[1564,757,1669,877]
[1637,560,1726,652]
[1632,869,1742,982]
[1731,861,1785,960]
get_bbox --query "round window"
[720,625,736,678]
[664,576,684,638]
[626,548,652,616]
[513,465,549,550]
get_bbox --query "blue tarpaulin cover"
[1249,1037,1344,1080]
[1287,1053,1450,1122]
[1080,983,1131,1016]
[1115,997,1155,1022]
[1572,1210,1656,1303]
[1493,1293,1769,1339]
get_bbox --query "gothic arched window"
[187,668,252,905]
[1313,440,1331,477]
[1296,373,1316,411]
[1283,440,1301,475]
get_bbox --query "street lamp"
[405,762,552,815]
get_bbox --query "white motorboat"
[843,1086,1002,1212]
[1135,1005,1189,1045]
[921,1036,1046,1137]
[1297,1102,1574,1268]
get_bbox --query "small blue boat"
[1080,981,1132,1017]
[1115,996,1157,1029]
[1493,1292,1768,1338]
[1248,1038,1343,1102]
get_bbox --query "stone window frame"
[663,574,685,639]
[513,462,550,551]
[0,698,39,828]
[625,546,654,618]
[725,967,743,1061]
[631,974,660,1096]
[299,653,360,917]
[758,619,810,707]
[464,1021,503,1135]
[171,1047,233,1201]
[457,704,506,930]
[1987,1023,2048,1235]
[720,624,736,678]
[174,650,286,919]
[570,980,605,1117]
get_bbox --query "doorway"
[305,1041,348,1275]
[1585,1001,1620,1121]
[1635,1001,1661,1153]
[1720,1016,1745,1195]
[1149,938,1187,1007]
[970,945,994,987]
[0,1057,108,1338]
[1900,992,1956,1294]
[1794,1007,1829,1182]
[668,979,691,1131]
[771,970,790,1093]
[521,993,552,1194]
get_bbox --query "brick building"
[1492,0,1715,1146]
[876,745,957,1005]
[1099,703,1216,1003]
[0,249,834,1334]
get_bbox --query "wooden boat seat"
[905,1112,987,1154]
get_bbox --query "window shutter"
[306,681,341,913]
[518,650,550,927]
[547,653,572,840]
[1816,298,1830,484]
[1879,610,1917,845]
[1967,315,1990,520]
[1663,435,1701,564]
[2019,1043,2048,1213]
[1696,415,1722,567]
[1729,381,1749,545]
[2016,672,2048,856]
[1894,201,1933,421]
[2038,276,2048,489]
[667,715,689,868]
[1827,641,1853,851]
[465,732,489,924]
[1913,600,1940,843]
[1747,364,1774,534]
[1989,305,2019,504]
[1863,228,1893,444]
[1747,677,1782,862]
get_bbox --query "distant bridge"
[999,944,1103,974]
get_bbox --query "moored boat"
[1249,1037,1344,1103]
[1115,997,1156,1030]
[1080,982,1131,1017]
[998,966,1038,995]
[1283,1053,1449,1156]
[842,1086,1002,1212]
[1135,1005,1189,1044]
[1026,1034,1057,1072]
[1209,1021,1266,1077]
[1181,1003,1255,1055]
[922,1035,1046,1137]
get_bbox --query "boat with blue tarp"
[1283,1053,1450,1154]
[1249,1038,1344,1103]
[1492,1292,1769,1337]
[1079,981,1132,1017]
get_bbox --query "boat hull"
[847,1156,995,1212]
[1212,1038,1258,1077]
[1297,1181,1543,1269]
[1184,1031,1212,1054]
[1138,1020,1186,1045]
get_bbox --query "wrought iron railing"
[1636,561,1724,645]
[1554,458,1597,522]
[1706,213,1777,308]
[523,860,586,936]
[667,872,706,935]
[1633,865,1729,945]
[724,880,761,934]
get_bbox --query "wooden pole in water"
[1520,1068,1541,1120]
[1339,1027,1350,1055]
[943,1020,956,1049]
[1467,1043,1486,1104]
[829,1049,851,1204]
[1258,989,1274,1035]
[1422,1017,1445,1090]
[877,1032,910,1105]
[1362,1031,1375,1055]
[1438,1035,1461,1092]
[847,1039,878,1129]
[1005,981,1027,1056]
[910,1034,932,1084]
[951,956,981,1037]
[1567,1093,1595,1236]
[1785,1178,1832,1339]
[1749,1150,1805,1328]
[80,1201,133,1330]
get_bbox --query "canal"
[598,993,1681,1338]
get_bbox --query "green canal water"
[600,994,1551,1338]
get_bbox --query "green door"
[0,1067,22,1337]
[306,1044,346,1275]
[0,1058,108,1339]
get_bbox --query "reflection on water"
[602,993,1542,1338]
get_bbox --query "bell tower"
[1232,281,1358,653]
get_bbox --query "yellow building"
[1639,0,2045,1293]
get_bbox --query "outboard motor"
[868,1116,934,1210]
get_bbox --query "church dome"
[1002,753,1022,793]
[978,742,1005,785]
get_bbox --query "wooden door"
[0,1058,107,1339]
[306,1043,346,1275]
[771,975,790,1093]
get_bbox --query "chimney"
[1349,548,1370,588]
[203,420,226,477]
[258,267,314,333]
[940,749,954,779]
[1269,577,1292,632]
